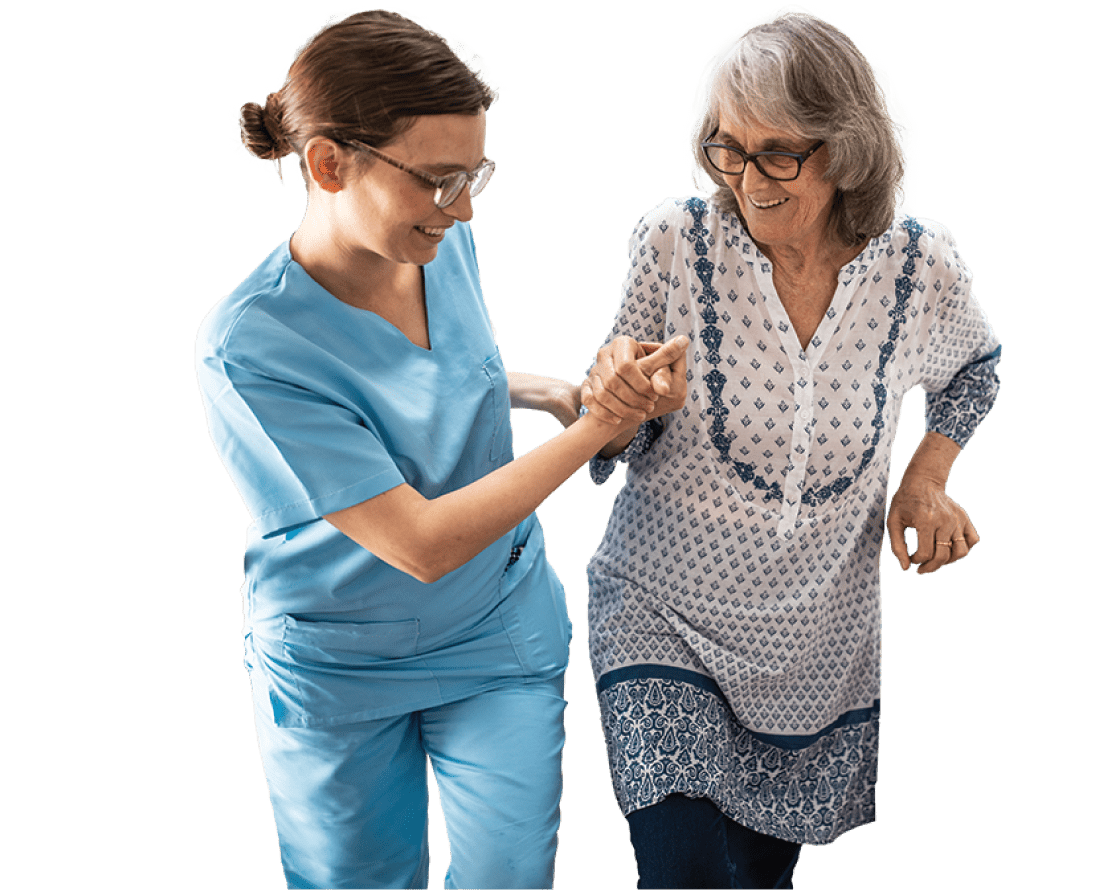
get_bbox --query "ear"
[306,140,343,193]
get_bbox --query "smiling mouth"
[416,226,445,238]
[748,196,790,209]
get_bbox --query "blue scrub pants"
[250,669,566,889]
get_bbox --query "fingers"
[583,335,690,424]
[649,365,673,395]
[638,337,689,403]
[944,522,976,566]
[581,376,644,425]
[610,338,662,398]
[914,517,980,575]
[886,506,910,571]
[636,336,689,376]
[916,526,955,575]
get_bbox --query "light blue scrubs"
[196,223,571,888]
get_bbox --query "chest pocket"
[481,352,514,463]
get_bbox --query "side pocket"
[481,351,514,462]
[281,615,421,662]
[498,521,572,679]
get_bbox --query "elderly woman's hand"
[581,335,689,426]
[887,432,980,574]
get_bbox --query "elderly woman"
[581,13,1001,889]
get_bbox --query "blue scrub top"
[197,224,570,728]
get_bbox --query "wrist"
[899,469,948,491]
[597,423,642,459]
[564,410,633,456]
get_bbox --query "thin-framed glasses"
[701,130,825,182]
[343,140,495,208]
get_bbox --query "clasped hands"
[581,335,689,432]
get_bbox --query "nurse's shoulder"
[196,241,310,379]
[198,242,290,351]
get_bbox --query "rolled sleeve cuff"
[925,345,1002,447]
[588,418,664,484]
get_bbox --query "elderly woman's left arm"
[888,430,977,574]
[888,332,1001,574]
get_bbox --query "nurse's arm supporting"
[324,336,688,583]
[507,372,583,428]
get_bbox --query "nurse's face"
[337,112,487,266]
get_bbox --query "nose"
[443,186,474,223]
[740,157,771,191]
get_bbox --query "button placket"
[779,360,814,533]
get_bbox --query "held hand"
[581,335,689,426]
[887,476,980,574]
[549,380,582,428]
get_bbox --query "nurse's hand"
[581,335,689,426]
[549,384,583,428]
[508,373,582,428]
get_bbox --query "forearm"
[425,413,620,571]
[327,411,624,582]
[899,431,962,488]
[512,369,573,409]
[597,423,643,459]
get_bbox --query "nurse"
[195,11,686,890]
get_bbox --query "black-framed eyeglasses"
[701,130,825,182]
[343,140,495,209]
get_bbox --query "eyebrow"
[714,131,799,151]
[421,157,489,175]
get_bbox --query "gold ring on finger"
[936,540,953,547]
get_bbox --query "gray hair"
[694,13,904,247]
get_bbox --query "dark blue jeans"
[626,795,802,889]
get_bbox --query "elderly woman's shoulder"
[630,196,738,242]
[882,215,959,250]
[864,215,972,286]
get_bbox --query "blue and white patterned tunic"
[588,198,1000,845]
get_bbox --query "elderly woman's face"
[715,109,836,255]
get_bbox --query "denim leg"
[626,794,801,889]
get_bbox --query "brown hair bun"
[239,93,289,160]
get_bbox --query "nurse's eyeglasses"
[342,140,495,209]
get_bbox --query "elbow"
[397,542,464,584]
[408,562,451,585]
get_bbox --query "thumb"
[636,336,689,375]
[886,507,910,570]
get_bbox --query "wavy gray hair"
[694,14,904,247]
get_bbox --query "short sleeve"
[916,223,1001,447]
[587,204,679,483]
[199,355,406,538]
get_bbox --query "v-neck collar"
[283,240,436,353]
[722,211,882,365]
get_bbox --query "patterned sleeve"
[588,203,676,484]
[917,223,1001,447]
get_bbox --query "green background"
[8,0,1111,886]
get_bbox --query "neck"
[290,212,413,314]
[756,229,852,280]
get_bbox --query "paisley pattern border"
[598,672,879,845]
